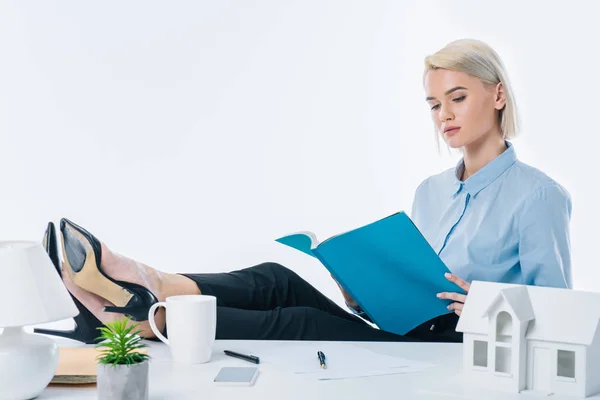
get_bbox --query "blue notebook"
[275,211,458,336]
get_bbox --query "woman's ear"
[494,82,507,110]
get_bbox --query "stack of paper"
[259,343,437,380]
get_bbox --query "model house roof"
[456,281,600,345]
[482,285,535,323]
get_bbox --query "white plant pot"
[97,361,149,400]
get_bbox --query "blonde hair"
[424,39,520,140]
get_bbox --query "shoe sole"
[61,225,133,308]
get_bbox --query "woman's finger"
[444,272,471,293]
[436,292,467,303]
[447,302,464,315]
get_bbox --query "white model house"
[456,281,600,398]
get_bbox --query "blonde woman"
[37,39,572,343]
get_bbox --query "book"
[50,347,99,385]
[275,211,458,336]
[50,347,149,385]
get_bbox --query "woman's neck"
[461,134,507,181]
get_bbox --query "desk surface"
[39,339,599,400]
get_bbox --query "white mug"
[148,295,217,365]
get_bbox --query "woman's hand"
[437,272,471,316]
[332,275,359,310]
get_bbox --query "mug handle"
[148,302,169,345]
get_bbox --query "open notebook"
[276,211,458,335]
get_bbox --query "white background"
[1,1,599,323]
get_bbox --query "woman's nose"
[439,105,454,122]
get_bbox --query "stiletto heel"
[34,222,103,344]
[42,221,59,269]
[60,218,158,321]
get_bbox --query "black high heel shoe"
[60,218,158,321]
[34,222,104,344]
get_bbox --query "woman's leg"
[66,237,363,338]
[59,240,199,338]
[181,262,359,322]
[161,266,462,342]
[214,306,414,341]
[63,231,461,342]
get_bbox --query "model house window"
[495,347,511,373]
[557,350,575,378]
[473,340,488,367]
[493,311,512,374]
[496,311,512,343]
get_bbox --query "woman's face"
[424,69,505,149]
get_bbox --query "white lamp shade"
[0,241,78,328]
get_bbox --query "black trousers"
[181,262,462,342]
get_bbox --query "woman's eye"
[430,96,464,110]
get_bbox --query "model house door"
[531,347,551,393]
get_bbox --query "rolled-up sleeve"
[518,183,572,288]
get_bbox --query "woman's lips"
[444,127,461,136]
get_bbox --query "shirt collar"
[450,141,517,198]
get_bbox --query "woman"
[36,38,572,344]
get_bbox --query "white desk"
[39,339,600,400]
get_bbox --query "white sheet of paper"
[258,342,437,380]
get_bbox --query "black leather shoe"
[34,222,104,344]
[60,218,158,321]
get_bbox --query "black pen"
[224,350,260,364]
[317,351,327,369]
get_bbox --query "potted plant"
[96,317,150,400]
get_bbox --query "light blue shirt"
[410,142,572,289]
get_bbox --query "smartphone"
[213,367,260,386]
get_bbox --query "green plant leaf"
[95,316,150,365]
